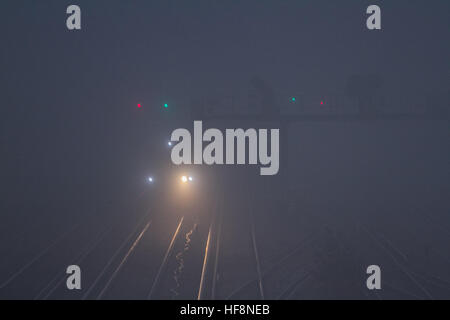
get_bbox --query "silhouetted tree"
[249,76,279,118]
[345,74,383,115]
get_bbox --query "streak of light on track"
[276,272,311,300]
[410,270,450,293]
[148,216,185,299]
[36,226,112,300]
[383,282,422,299]
[97,220,152,299]
[82,212,151,300]
[197,219,213,300]
[0,223,80,290]
[225,230,321,300]
[211,210,223,300]
[361,224,434,299]
[250,208,265,299]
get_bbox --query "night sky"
[0,1,449,300]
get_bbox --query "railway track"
[148,216,185,299]
[2,180,449,300]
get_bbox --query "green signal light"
[291,97,296,102]
[164,103,168,108]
